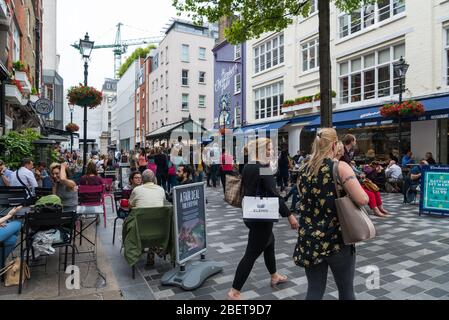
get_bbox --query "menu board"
[173,182,207,265]
[420,166,449,216]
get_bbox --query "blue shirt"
[410,165,421,175]
[0,169,13,186]
[402,156,415,166]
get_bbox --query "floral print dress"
[293,158,344,268]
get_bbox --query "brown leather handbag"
[224,174,244,208]
[363,179,380,192]
[333,161,376,245]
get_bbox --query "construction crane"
[71,23,164,78]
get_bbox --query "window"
[234,73,241,94]
[199,47,206,60]
[234,103,241,127]
[199,71,206,83]
[182,44,189,62]
[156,100,159,111]
[166,94,168,112]
[199,95,206,108]
[182,94,189,110]
[301,38,319,72]
[166,46,169,64]
[182,69,189,86]
[234,45,241,60]
[338,0,405,38]
[27,9,31,37]
[254,34,284,74]
[254,81,284,120]
[161,75,164,88]
[165,71,168,88]
[156,79,159,90]
[338,43,405,104]
[161,97,164,111]
[309,0,318,14]
[445,28,449,86]
[13,22,20,61]
[160,50,164,64]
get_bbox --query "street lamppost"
[78,32,94,174]
[393,56,409,157]
[68,104,74,153]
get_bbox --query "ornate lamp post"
[78,33,94,174]
[68,104,75,153]
[393,56,409,157]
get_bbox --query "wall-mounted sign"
[33,98,54,116]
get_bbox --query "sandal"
[270,274,288,287]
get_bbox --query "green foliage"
[31,87,38,95]
[117,44,157,78]
[13,60,26,72]
[0,129,41,170]
[172,0,378,44]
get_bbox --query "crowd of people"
[0,131,440,300]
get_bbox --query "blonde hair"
[335,141,344,160]
[50,162,61,173]
[246,137,272,162]
[304,128,338,177]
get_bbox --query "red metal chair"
[78,185,109,228]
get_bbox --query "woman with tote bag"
[227,138,299,300]
[294,128,369,300]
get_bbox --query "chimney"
[218,16,232,43]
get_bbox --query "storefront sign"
[173,182,207,265]
[214,64,238,95]
[33,98,54,115]
[420,166,449,217]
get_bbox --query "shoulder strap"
[16,169,32,197]
[332,160,342,199]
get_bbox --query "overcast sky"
[57,0,184,126]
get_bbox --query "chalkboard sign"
[420,165,449,217]
[172,182,207,265]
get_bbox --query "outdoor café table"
[72,205,103,263]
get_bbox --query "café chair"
[18,207,77,294]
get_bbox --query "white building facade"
[99,78,117,155]
[244,0,449,163]
[148,20,217,134]
[112,60,138,152]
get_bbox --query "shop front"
[297,93,449,163]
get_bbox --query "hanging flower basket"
[380,100,425,118]
[67,84,103,109]
[65,123,80,132]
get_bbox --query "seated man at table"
[0,206,23,268]
[401,151,415,167]
[50,163,78,211]
[402,159,428,203]
[128,170,165,209]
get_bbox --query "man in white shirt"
[129,169,166,208]
[10,158,39,197]
[385,160,403,181]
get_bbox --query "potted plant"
[8,79,24,95]
[13,61,26,72]
[314,91,337,101]
[67,84,103,109]
[65,123,80,132]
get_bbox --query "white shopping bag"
[242,196,279,222]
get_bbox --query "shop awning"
[236,120,290,133]
[305,93,449,129]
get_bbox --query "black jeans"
[220,171,233,194]
[304,245,356,300]
[210,164,219,187]
[232,222,276,291]
[157,173,167,191]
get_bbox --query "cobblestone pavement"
[109,188,449,300]
[3,187,449,300]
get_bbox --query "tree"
[173,0,378,127]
